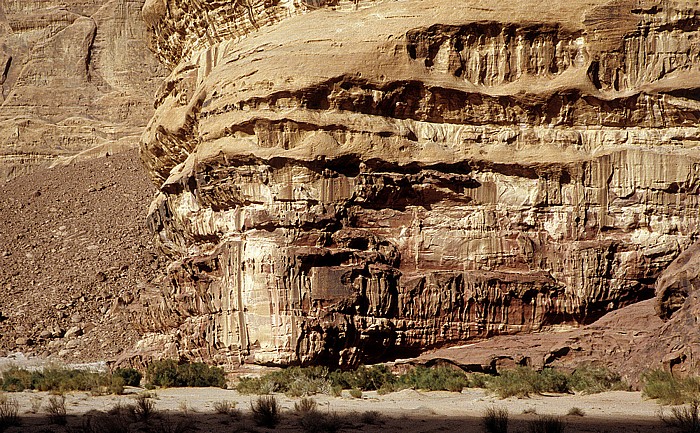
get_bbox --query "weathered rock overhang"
[137,0,700,368]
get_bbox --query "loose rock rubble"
[0,149,167,363]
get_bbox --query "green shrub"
[146,360,226,388]
[236,364,626,400]
[237,364,473,396]
[487,367,541,398]
[236,376,268,395]
[0,368,34,391]
[146,359,178,388]
[487,367,569,398]
[642,369,700,405]
[467,372,491,388]
[349,388,362,398]
[113,368,142,387]
[569,365,628,394]
[1,366,122,394]
[480,365,629,399]
[237,366,330,396]
[176,362,226,388]
[330,365,395,391]
[483,406,509,433]
[397,365,469,392]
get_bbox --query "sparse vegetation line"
[0,360,225,395]
[235,363,629,398]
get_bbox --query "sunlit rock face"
[137,0,700,367]
[0,0,166,179]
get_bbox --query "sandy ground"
[0,386,680,433]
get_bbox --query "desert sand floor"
[1,387,683,432]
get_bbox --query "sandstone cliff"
[0,0,166,179]
[136,0,700,370]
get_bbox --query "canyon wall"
[136,0,700,368]
[0,0,165,179]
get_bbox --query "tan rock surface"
[414,299,664,386]
[0,0,166,179]
[136,0,700,370]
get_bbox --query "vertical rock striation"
[136,0,700,368]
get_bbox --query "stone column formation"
[137,0,700,368]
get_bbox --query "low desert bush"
[396,365,469,392]
[236,376,273,395]
[46,394,67,425]
[643,369,700,405]
[177,400,191,415]
[0,393,20,430]
[360,410,381,425]
[251,395,281,428]
[294,397,317,414]
[528,415,566,433]
[107,401,134,418]
[486,366,626,399]
[568,365,628,394]
[132,393,157,421]
[349,388,362,398]
[467,372,491,388]
[566,407,585,417]
[238,364,471,397]
[330,364,395,391]
[483,406,509,433]
[146,360,225,388]
[236,363,629,401]
[660,400,700,433]
[238,366,330,396]
[487,367,568,398]
[175,362,226,388]
[213,400,240,418]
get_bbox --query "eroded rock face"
[137,0,700,367]
[0,0,166,179]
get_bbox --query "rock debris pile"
[0,150,166,363]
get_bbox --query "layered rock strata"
[0,0,166,179]
[138,0,700,368]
